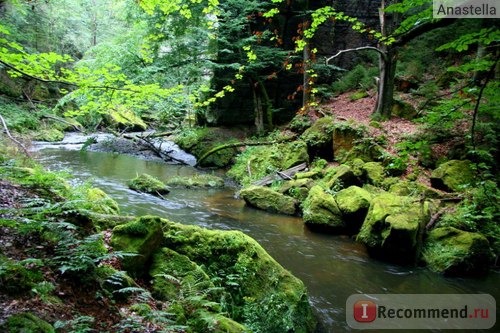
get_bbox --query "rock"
[85,187,120,215]
[1,312,54,333]
[335,186,372,234]
[362,162,385,186]
[111,216,165,276]
[279,178,315,202]
[430,160,474,192]
[294,170,321,179]
[333,122,366,158]
[422,227,493,276]
[240,185,297,215]
[356,193,429,264]
[150,248,212,300]
[391,99,418,120]
[162,220,316,333]
[33,128,64,142]
[348,158,366,177]
[322,164,359,190]
[302,185,343,230]
[127,174,170,196]
[389,180,443,199]
[165,174,225,188]
[300,116,336,160]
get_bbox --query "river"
[32,139,499,332]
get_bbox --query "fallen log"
[252,162,308,186]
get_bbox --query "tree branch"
[326,46,387,64]
[393,18,458,47]
[0,114,31,157]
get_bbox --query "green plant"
[54,315,95,333]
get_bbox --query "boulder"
[240,185,297,215]
[127,174,170,196]
[302,185,344,230]
[111,216,165,275]
[422,227,493,276]
[335,186,372,234]
[362,162,385,186]
[356,193,429,264]
[107,106,147,131]
[322,164,360,190]
[85,187,120,215]
[333,122,365,158]
[279,178,315,202]
[389,180,443,199]
[162,220,316,333]
[430,160,474,192]
[300,116,336,160]
[165,174,225,188]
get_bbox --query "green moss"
[107,106,147,131]
[33,128,64,142]
[240,185,297,215]
[422,227,493,276]
[84,187,120,215]
[0,255,43,295]
[162,220,316,333]
[302,185,344,229]
[349,91,369,101]
[335,186,372,233]
[1,313,54,333]
[165,174,224,188]
[362,162,385,186]
[300,116,336,160]
[430,160,475,192]
[227,141,309,186]
[391,99,417,120]
[356,193,429,264]
[278,178,315,202]
[389,180,443,198]
[321,164,359,190]
[127,174,170,196]
[111,216,165,275]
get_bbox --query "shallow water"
[34,146,499,332]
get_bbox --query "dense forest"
[0,0,499,332]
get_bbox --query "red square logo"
[353,300,377,322]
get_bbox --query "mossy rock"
[174,127,239,168]
[85,187,120,215]
[302,185,344,230]
[430,160,475,192]
[300,116,336,160]
[322,164,360,190]
[96,266,136,299]
[348,158,366,177]
[111,216,165,276]
[278,178,315,202]
[389,180,443,199]
[127,174,170,196]
[1,312,54,333]
[362,162,385,186]
[150,248,213,300]
[227,141,309,186]
[332,122,366,159]
[391,99,418,120]
[357,193,430,264]
[165,174,225,188]
[422,227,493,276]
[107,106,147,131]
[294,170,321,179]
[0,255,43,295]
[335,186,372,234]
[162,220,316,333]
[240,185,297,215]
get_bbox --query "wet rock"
[430,160,474,192]
[127,174,170,196]
[165,174,225,188]
[240,185,297,215]
[422,227,493,276]
[111,216,165,276]
[1,312,54,333]
[356,193,429,264]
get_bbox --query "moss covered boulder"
[85,187,120,215]
[301,116,336,160]
[240,185,297,215]
[0,312,54,333]
[111,216,165,275]
[162,221,316,333]
[332,122,366,158]
[33,128,65,142]
[362,162,385,186]
[422,227,493,276]
[165,174,224,188]
[322,164,360,190]
[150,247,213,300]
[357,193,429,264]
[430,160,474,192]
[302,185,344,230]
[279,178,315,202]
[389,180,443,199]
[335,186,372,234]
[127,174,170,196]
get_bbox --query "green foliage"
[0,255,44,295]
[332,65,377,95]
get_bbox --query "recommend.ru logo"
[346,294,496,329]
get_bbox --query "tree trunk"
[252,80,264,135]
[374,46,397,119]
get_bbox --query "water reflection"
[35,148,500,333]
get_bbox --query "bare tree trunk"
[302,42,311,111]
[374,46,397,119]
[252,80,264,135]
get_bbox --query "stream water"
[32,138,499,332]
